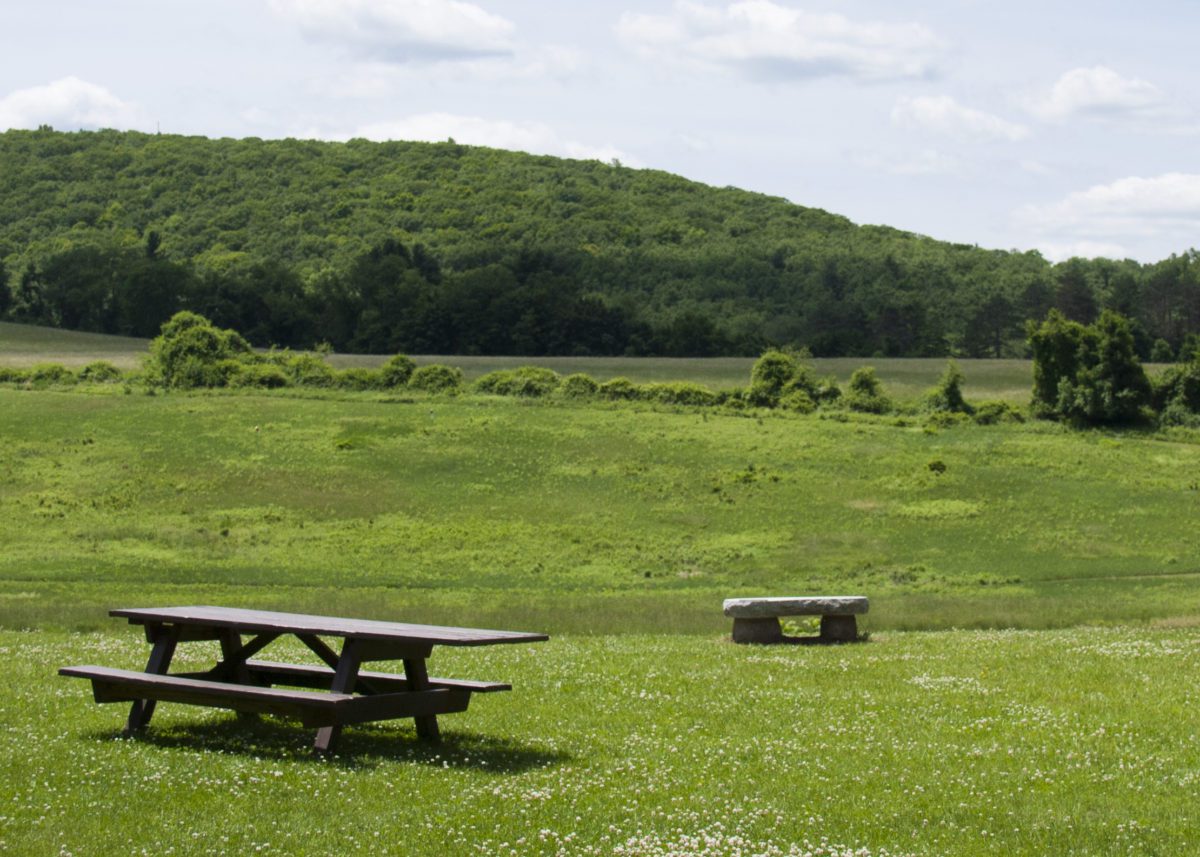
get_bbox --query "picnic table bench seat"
[59,665,472,729]
[241,659,511,694]
[723,596,869,644]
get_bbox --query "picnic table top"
[110,606,550,647]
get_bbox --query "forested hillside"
[0,128,1196,357]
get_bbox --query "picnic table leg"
[219,629,259,721]
[313,638,362,754]
[403,657,441,742]
[124,624,179,735]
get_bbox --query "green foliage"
[229,363,290,389]
[27,363,76,385]
[77,360,123,383]
[559,373,599,399]
[747,349,798,405]
[923,360,973,414]
[379,354,416,388]
[408,364,463,393]
[147,311,253,389]
[597,377,640,400]
[282,353,335,387]
[333,367,384,391]
[1030,310,1151,425]
[474,366,561,397]
[972,400,1026,425]
[4,129,1196,359]
[845,366,892,414]
[640,381,718,407]
[1150,338,1175,362]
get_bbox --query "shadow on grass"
[82,716,570,772]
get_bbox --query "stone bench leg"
[819,615,857,643]
[731,617,782,644]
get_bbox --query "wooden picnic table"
[60,606,549,753]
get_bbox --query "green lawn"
[2,388,1200,632]
[7,627,1199,856]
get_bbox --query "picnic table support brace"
[403,657,441,742]
[124,624,179,735]
[313,638,363,754]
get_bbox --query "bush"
[923,360,973,414]
[844,366,892,414]
[597,377,640,400]
[779,389,816,413]
[78,361,123,383]
[229,363,290,389]
[642,381,717,407]
[147,311,253,389]
[1150,338,1175,363]
[475,366,561,397]
[972,400,1025,425]
[380,354,416,388]
[559,373,599,399]
[409,364,464,393]
[284,353,335,387]
[747,349,798,405]
[27,363,77,385]
[0,366,29,383]
[334,368,385,391]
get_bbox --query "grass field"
[7,627,1200,856]
[4,324,1200,855]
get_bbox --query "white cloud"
[853,147,961,176]
[892,95,1029,142]
[1018,173,1200,260]
[267,0,515,62]
[0,77,148,131]
[322,112,638,165]
[1037,240,1130,262]
[1030,66,1167,121]
[616,0,942,82]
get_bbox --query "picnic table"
[60,606,548,753]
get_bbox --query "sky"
[2,0,1197,263]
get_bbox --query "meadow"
[3,323,1200,855]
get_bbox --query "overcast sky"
[2,0,1197,263]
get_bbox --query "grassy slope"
[3,387,1199,633]
[8,627,1200,856]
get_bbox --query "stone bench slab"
[723,596,869,619]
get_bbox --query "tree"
[1029,309,1150,425]
[0,259,9,318]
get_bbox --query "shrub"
[284,353,335,387]
[147,311,253,389]
[972,400,1025,425]
[78,361,123,383]
[923,360,973,414]
[475,366,561,397]
[409,364,463,393]
[1150,338,1175,363]
[747,349,798,405]
[559,373,599,399]
[229,363,290,389]
[598,377,640,400]
[925,410,971,429]
[845,366,892,414]
[642,381,717,407]
[0,366,29,383]
[28,363,77,385]
[380,354,416,388]
[334,368,385,391]
[779,389,816,413]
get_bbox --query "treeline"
[1,128,1199,358]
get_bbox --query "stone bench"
[723,596,869,644]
